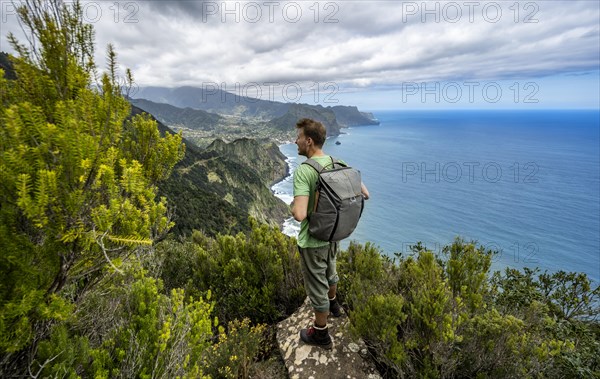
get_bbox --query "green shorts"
[298,242,339,313]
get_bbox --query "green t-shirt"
[293,155,344,248]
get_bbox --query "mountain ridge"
[130,98,223,130]
[132,85,380,130]
[133,85,290,119]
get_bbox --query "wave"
[272,146,300,238]
[281,217,300,238]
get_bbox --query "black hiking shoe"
[300,325,332,350]
[329,297,342,317]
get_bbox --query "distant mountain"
[132,94,348,138]
[267,103,342,136]
[130,98,223,130]
[133,86,290,119]
[331,105,379,126]
[133,86,380,128]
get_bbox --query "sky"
[1,0,599,110]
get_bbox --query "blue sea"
[272,110,600,283]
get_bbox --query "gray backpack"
[303,157,364,242]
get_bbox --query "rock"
[276,297,381,379]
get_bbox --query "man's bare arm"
[361,182,370,200]
[291,195,309,221]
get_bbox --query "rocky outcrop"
[330,106,380,127]
[206,138,288,185]
[277,298,381,379]
[267,104,343,137]
[360,112,378,123]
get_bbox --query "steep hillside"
[2,56,290,236]
[205,138,288,186]
[131,106,290,236]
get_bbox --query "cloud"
[1,0,599,106]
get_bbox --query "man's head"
[295,118,326,157]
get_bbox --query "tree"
[0,0,184,367]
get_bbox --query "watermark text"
[200,1,339,23]
[201,81,339,103]
[1,1,139,24]
[400,1,540,24]
[401,162,539,183]
[400,81,540,104]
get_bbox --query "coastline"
[271,143,301,238]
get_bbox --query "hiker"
[291,118,370,349]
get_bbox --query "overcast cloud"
[1,0,598,108]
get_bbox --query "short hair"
[296,118,326,147]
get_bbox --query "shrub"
[155,219,305,325]
[33,264,214,378]
[338,239,600,378]
[0,0,183,370]
[202,318,267,379]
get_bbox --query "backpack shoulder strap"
[302,158,325,173]
[330,157,347,168]
[303,156,348,172]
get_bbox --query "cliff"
[267,103,343,136]
[330,105,380,127]
[205,137,288,186]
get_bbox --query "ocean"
[271,110,600,283]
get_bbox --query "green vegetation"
[157,140,289,238]
[0,0,185,362]
[338,240,600,378]
[1,1,597,378]
[2,219,301,378]
[151,221,304,326]
[204,138,288,186]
